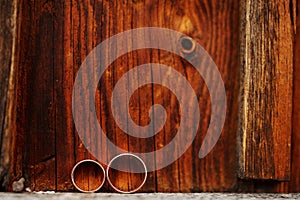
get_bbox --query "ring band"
[71,159,105,193]
[106,153,147,194]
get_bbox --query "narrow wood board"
[0,0,18,188]
[238,0,294,180]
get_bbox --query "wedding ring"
[71,159,105,193]
[106,153,147,194]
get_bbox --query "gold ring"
[71,159,105,193]
[106,153,147,194]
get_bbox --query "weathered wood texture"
[16,0,240,192]
[238,0,294,180]
[2,0,299,193]
[0,0,18,189]
[290,0,300,192]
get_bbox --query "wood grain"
[0,0,18,189]
[18,0,57,191]
[238,0,294,180]
[53,0,75,191]
[6,0,299,193]
[289,0,300,191]
[14,0,240,192]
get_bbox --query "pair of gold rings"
[71,153,147,193]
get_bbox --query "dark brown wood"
[289,0,300,191]
[14,0,240,192]
[8,0,300,193]
[238,0,294,180]
[53,0,75,191]
[0,0,18,189]
[20,0,56,191]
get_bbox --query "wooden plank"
[0,0,18,189]
[238,0,293,180]
[16,0,34,190]
[53,1,75,191]
[34,0,56,190]
[96,0,115,192]
[175,0,240,191]
[154,51,180,192]
[289,0,300,191]
[71,0,97,192]
[127,50,158,192]
[95,1,158,192]
[18,0,56,191]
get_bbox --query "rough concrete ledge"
[0,193,299,200]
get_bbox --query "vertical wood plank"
[72,0,97,192]
[238,0,293,180]
[96,0,115,192]
[290,0,300,191]
[32,0,56,190]
[53,1,76,191]
[17,0,34,190]
[18,0,56,191]
[177,0,240,191]
[0,0,18,188]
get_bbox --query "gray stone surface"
[0,193,299,200]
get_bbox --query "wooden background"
[0,0,299,193]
